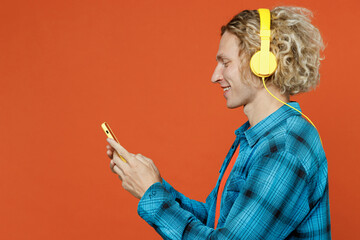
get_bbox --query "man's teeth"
[223,87,231,91]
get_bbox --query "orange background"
[1,0,359,239]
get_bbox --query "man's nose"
[211,65,223,83]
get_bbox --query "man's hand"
[106,138,162,199]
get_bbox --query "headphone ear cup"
[250,51,277,77]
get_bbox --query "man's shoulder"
[255,114,326,175]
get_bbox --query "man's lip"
[221,86,231,88]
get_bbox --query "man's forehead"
[216,33,240,61]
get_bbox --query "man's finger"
[138,154,154,166]
[110,160,117,174]
[140,154,153,163]
[107,138,131,164]
[112,150,130,172]
[135,153,148,165]
[113,164,125,180]
[106,145,115,151]
[107,150,113,159]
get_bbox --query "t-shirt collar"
[234,101,302,147]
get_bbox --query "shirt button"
[149,190,157,199]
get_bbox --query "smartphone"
[101,122,127,163]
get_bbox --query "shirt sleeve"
[137,151,312,239]
[161,179,209,224]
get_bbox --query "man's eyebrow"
[216,54,228,61]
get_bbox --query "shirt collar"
[234,101,302,147]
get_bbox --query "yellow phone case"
[101,122,127,163]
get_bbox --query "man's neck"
[244,85,289,128]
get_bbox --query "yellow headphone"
[250,8,322,146]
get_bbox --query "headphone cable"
[261,77,323,146]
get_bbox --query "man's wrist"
[140,180,162,199]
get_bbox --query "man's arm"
[138,151,329,239]
[161,179,209,224]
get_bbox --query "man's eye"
[223,62,229,67]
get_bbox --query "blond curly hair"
[221,6,325,96]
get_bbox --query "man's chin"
[226,102,246,109]
[226,102,242,109]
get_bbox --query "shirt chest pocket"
[217,173,246,225]
[225,171,246,192]
[225,152,253,192]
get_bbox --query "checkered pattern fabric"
[137,102,331,239]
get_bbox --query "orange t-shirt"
[214,143,240,229]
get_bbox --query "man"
[106,6,330,239]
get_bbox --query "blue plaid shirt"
[137,102,331,239]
